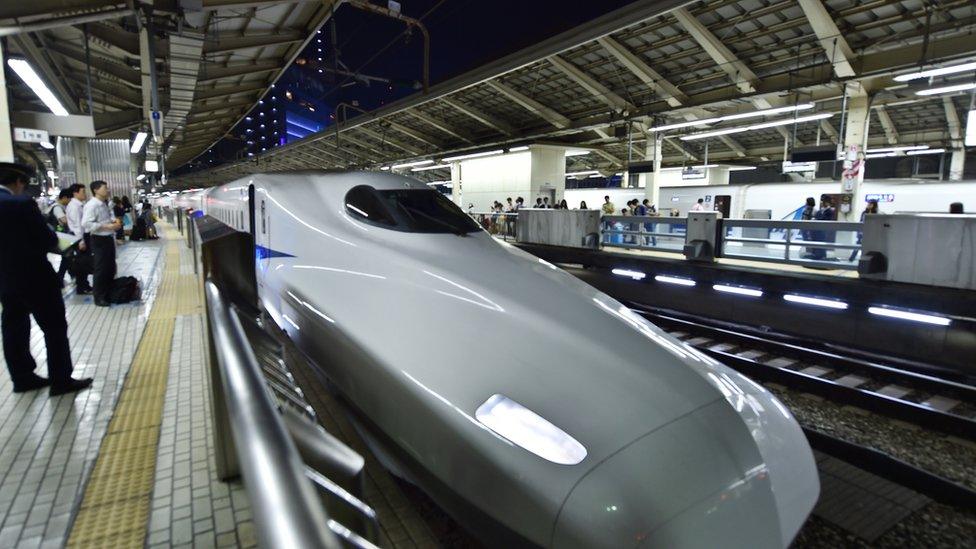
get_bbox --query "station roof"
[2,0,339,169]
[8,1,972,188]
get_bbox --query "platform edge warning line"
[66,229,185,548]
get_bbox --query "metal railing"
[601,215,687,253]
[721,219,862,270]
[470,211,518,241]
[205,280,379,548]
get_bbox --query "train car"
[202,171,819,548]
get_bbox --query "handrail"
[204,280,341,549]
[723,218,862,231]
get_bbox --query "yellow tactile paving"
[67,227,200,548]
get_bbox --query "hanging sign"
[13,127,49,143]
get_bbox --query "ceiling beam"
[204,31,305,54]
[596,36,687,107]
[486,80,572,129]
[943,97,962,146]
[9,34,79,114]
[65,73,142,106]
[93,108,141,135]
[194,83,266,100]
[47,41,140,87]
[717,135,748,157]
[874,106,899,145]
[820,119,839,144]
[548,54,635,113]
[441,97,516,136]
[188,98,255,116]
[664,137,698,161]
[355,125,424,156]
[404,109,473,143]
[197,61,280,83]
[671,7,758,94]
[383,120,443,148]
[795,0,857,78]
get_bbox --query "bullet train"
[191,172,819,548]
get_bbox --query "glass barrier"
[601,215,687,252]
[470,211,518,241]
[721,219,862,270]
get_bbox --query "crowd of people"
[1,162,155,399]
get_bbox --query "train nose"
[551,400,785,549]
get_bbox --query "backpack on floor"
[109,276,141,304]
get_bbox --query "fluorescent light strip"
[565,149,590,157]
[649,103,814,132]
[130,131,148,154]
[713,284,763,297]
[655,275,696,287]
[866,145,929,153]
[865,152,898,159]
[442,149,504,162]
[612,268,646,280]
[681,113,833,141]
[391,159,433,169]
[915,82,976,96]
[7,59,68,116]
[566,170,600,177]
[784,294,848,310]
[40,141,54,150]
[906,148,946,156]
[411,163,451,172]
[508,146,529,152]
[894,61,976,82]
[728,165,757,171]
[868,306,950,326]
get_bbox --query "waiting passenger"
[559,199,569,210]
[579,201,588,210]
[542,197,552,209]
[642,199,656,215]
[514,197,524,211]
[0,162,92,395]
[534,197,543,208]
[691,198,706,211]
[83,181,122,307]
[950,202,964,214]
[506,197,514,212]
[602,196,616,215]
[806,197,836,260]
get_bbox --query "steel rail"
[205,280,340,549]
[634,307,976,441]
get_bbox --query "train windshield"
[345,185,480,235]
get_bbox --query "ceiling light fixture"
[7,58,68,116]
[391,159,433,169]
[915,82,976,96]
[865,145,929,153]
[565,149,590,157]
[965,109,976,147]
[649,103,815,132]
[906,148,946,156]
[411,164,451,172]
[130,131,148,154]
[565,170,600,177]
[680,113,833,141]
[893,61,976,82]
[442,149,505,162]
[508,146,529,152]
[40,141,54,150]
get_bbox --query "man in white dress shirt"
[65,184,92,294]
[82,181,121,306]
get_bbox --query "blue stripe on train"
[255,245,295,260]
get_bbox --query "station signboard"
[865,193,895,203]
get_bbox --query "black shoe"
[94,299,111,307]
[13,375,51,393]
[77,287,92,295]
[50,377,94,396]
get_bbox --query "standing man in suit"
[82,180,121,307]
[65,183,92,294]
[0,163,93,395]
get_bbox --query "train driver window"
[345,185,480,234]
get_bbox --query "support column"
[949,149,965,181]
[0,42,14,163]
[76,138,93,185]
[641,134,662,210]
[840,85,870,220]
[450,163,462,207]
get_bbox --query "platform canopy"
[2,0,340,169]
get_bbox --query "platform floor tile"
[146,312,255,548]
[0,240,165,548]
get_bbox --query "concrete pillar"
[75,138,93,185]
[0,42,14,163]
[840,85,870,220]
[450,162,462,207]
[948,148,965,181]
[529,146,566,204]
[641,133,662,210]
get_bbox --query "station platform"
[0,228,254,548]
[612,246,859,278]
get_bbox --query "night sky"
[178,0,638,173]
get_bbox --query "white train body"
[200,171,819,548]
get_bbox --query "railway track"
[632,305,976,442]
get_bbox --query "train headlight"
[476,394,587,465]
